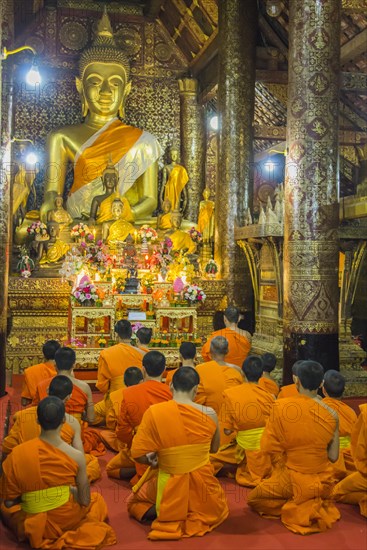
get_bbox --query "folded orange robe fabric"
[248,395,340,534]
[323,397,357,479]
[258,376,279,397]
[201,327,251,367]
[97,343,144,394]
[2,407,101,483]
[277,383,299,399]
[211,383,274,486]
[94,389,124,451]
[332,403,367,517]
[164,368,177,386]
[129,400,229,540]
[1,438,116,549]
[107,381,172,480]
[21,362,56,401]
[195,360,244,414]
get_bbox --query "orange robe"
[195,360,244,414]
[97,343,144,394]
[201,327,251,367]
[128,400,229,540]
[34,377,105,457]
[258,376,279,397]
[211,384,274,486]
[164,368,177,386]
[21,361,56,402]
[248,395,340,534]
[107,381,172,479]
[277,383,299,399]
[323,397,357,480]
[94,389,124,451]
[333,403,367,517]
[2,407,101,483]
[1,439,116,549]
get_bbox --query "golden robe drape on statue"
[39,240,69,265]
[164,165,189,210]
[169,230,196,254]
[97,193,134,223]
[1,439,116,549]
[107,218,134,244]
[128,400,229,540]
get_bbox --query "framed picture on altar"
[128,311,147,321]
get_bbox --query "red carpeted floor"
[1,376,366,550]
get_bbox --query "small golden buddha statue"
[166,210,196,254]
[38,221,69,266]
[47,194,73,228]
[160,146,189,211]
[12,144,38,222]
[88,160,134,225]
[103,199,134,244]
[40,7,162,223]
[157,198,172,230]
[197,188,214,243]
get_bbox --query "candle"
[134,230,138,244]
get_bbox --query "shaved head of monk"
[48,375,73,400]
[296,361,324,391]
[115,320,132,340]
[42,339,61,360]
[210,336,228,357]
[124,366,144,386]
[262,353,276,373]
[143,351,166,377]
[55,347,76,371]
[136,327,152,345]
[179,341,197,361]
[172,366,200,393]
[37,396,65,431]
[224,306,240,325]
[323,370,345,398]
[242,355,263,382]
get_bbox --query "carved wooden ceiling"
[10,0,367,193]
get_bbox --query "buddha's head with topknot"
[76,7,131,119]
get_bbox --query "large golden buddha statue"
[40,8,161,223]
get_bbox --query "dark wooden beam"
[253,125,367,145]
[341,72,367,94]
[143,0,164,19]
[341,29,367,65]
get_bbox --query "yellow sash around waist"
[236,427,264,451]
[157,443,211,514]
[339,435,351,449]
[21,485,70,514]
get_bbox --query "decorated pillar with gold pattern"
[215,0,257,302]
[283,0,341,383]
[178,78,205,222]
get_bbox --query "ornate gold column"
[283,0,341,383]
[215,0,257,302]
[178,78,205,222]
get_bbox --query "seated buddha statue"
[166,210,196,254]
[47,195,73,229]
[38,221,69,266]
[40,7,162,223]
[197,188,214,243]
[102,199,134,245]
[157,198,172,230]
[88,160,134,225]
[160,145,189,211]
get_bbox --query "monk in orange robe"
[97,320,145,394]
[258,352,279,397]
[248,361,340,535]
[136,327,153,353]
[21,340,60,406]
[332,403,367,517]
[95,367,143,451]
[33,347,95,424]
[212,356,274,486]
[3,376,100,482]
[277,360,304,399]
[201,306,251,367]
[128,367,229,540]
[165,342,197,386]
[108,351,172,480]
[322,370,357,480]
[195,336,244,414]
[1,397,116,549]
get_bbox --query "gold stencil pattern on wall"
[59,21,88,50]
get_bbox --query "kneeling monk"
[1,396,116,549]
[248,361,340,535]
[128,367,229,540]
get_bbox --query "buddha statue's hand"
[40,191,58,223]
